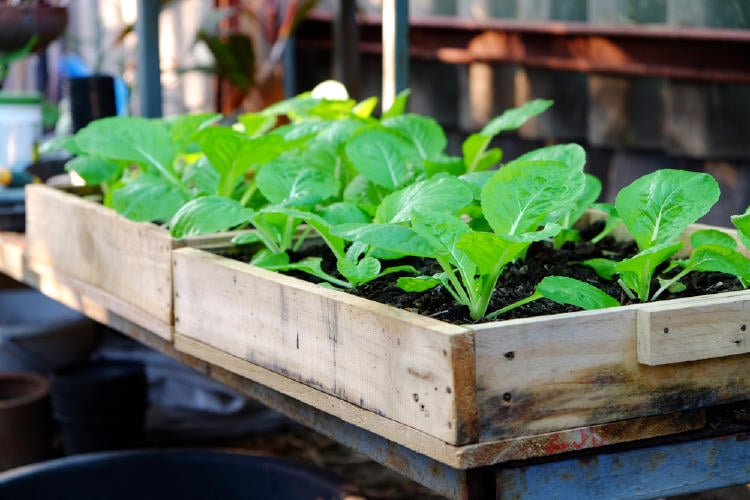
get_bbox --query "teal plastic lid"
[0,92,42,105]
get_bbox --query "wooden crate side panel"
[472,306,750,441]
[637,292,750,365]
[173,248,476,445]
[26,185,174,324]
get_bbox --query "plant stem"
[486,291,542,320]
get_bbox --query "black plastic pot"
[0,372,53,471]
[0,449,359,500]
[50,360,148,454]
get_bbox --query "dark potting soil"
[222,222,744,326]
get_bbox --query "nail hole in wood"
[741,324,747,332]
[503,392,512,403]
[504,351,515,360]
[663,327,670,334]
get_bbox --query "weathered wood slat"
[637,292,750,365]
[25,185,176,335]
[173,248,477,445]
[473,300,750,440]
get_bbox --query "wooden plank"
[637,292,750,365]
[175,334,705,470]
[473,305,750,441]
[25,184,176,328]
[496,429,750,499]
[173,248,477,445]
[0,232,26,282]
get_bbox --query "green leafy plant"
[582,169,721,301]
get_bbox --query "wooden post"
[382,0,409,111]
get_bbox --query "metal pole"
[382,0,409,111]
[135,0,163,117]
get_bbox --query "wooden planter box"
[24,184,232,340]
[171,223,750,447]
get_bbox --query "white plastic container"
[0,93,42,171]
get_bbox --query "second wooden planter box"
[25,184,232,340]
[171,222,750,447]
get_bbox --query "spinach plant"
[583,169,721,301]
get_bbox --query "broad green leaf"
[615,169,720,251]
[344,127,422,190]
[516,143,586,171]
[397,276,441,292]
[256,162,339,207]
[65,156,123,185]
[690,229,737,251]
[74,117,177,183]
[182,156,219,195]
[111,175,188,222]
[375,175,474,224]
[382,114,447,159]
[537,276,619,310]
[307,99,358,120]
[168,113,222,151]
[687,244,750,281]
[480,99,554,137]
[580,258,617,280]
[262,205,347,259]
[381,89,411,119]
[482,159,585,237]
[237,113,277,137]
[169,196,252,238]
[462,99,553,172]
[332,223,436,258]
[337,255,381,285]
[456,232,528,276]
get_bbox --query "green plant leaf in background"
[111,174,189,222]
[169,196,252,238]
[462,98,553,173]
[74,117,180,186]
[344,127,423,190]
[731,207,750,249]
[65,156,123,186]
[381,114,447,160]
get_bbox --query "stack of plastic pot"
[51,360,148,455]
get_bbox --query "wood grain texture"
[637,292,750,365]
[25,184,176,327]
[173,248,477,445]
[473,304,750,441]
